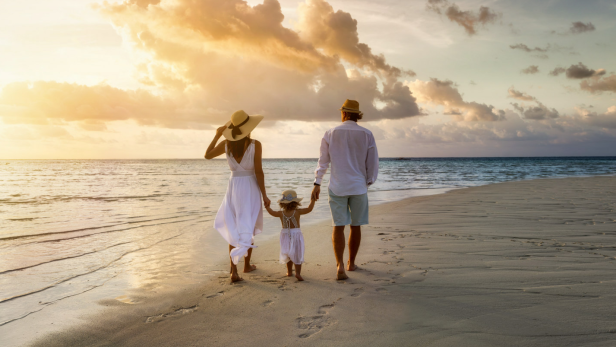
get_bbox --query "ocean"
[1,157,615,337]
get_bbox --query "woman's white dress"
[214,140,263,265]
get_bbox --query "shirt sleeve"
[366,133,379,186]
[314,133,330,185]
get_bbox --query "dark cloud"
[509,44,549,53]
[512,102,559,120]
[565,63,606,79]
[569,21,596,35]
[507,87,536,101]
[580,74,616,94]
[548,67,566,76]
[426,0,499,36]
[520,65,539,75]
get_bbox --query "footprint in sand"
[204,291,224,299]
[376,287,388,294]
[350,287,364,297]
[297,304,336,338]
[145,305,199,323]
[262,300,274,307]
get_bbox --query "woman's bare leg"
[243,243,257,273]
[229,245,243,283]
[286,261,293,276]
[295,264,303,281]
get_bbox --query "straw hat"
[277,190,303,204]
[339,99,363,119]
[222,110,264,141]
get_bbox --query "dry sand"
[31,176,616,347]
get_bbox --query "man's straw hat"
[339,99,363,119]
[277,190,303,204]
[222,110,264,141]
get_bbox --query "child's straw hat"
[277,190,303,204]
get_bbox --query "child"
[265,189,315,281]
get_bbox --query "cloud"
[520,65,539,75]
[426,0,499,36]
[509,44,549,53]
[548,67,566,76]
[564,62,606,79]
[406,78,504,121]
[580,74,616,94]
[507,87,536,101]
[512,102,559,120]
[1,0,422,128]
[575,106,616,128]
[569,21,596,35]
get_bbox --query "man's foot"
[243,264,257,273]
[336,272,349,280]
[347,262,359,271]
[296,274,304,281]
[230,273,244,283]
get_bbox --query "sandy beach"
[29,176,616,347]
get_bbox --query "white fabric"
[315,121,379,196]
[214,140,263,265]
[279,228,305,265]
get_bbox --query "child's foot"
[243,264,257,273]
[295,274,304,281]
[347,261,359,271]
[230,273,244,283]
[286,271,293,277]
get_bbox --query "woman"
[205,110,271,283]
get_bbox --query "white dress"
[214,140,263,265]
[279,210,305,265]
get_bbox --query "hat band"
[341,107,361,113]
[228,116,250,139]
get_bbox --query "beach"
[25,175,616,347]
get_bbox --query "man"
[312,99,379,280]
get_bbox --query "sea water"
[1,157,615,337]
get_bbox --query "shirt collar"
[342,120,359,126]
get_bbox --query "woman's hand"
[263,196,271,208]
[215,125,227,138]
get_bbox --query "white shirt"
[315,121,379,196]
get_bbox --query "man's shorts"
[328,189,369,226]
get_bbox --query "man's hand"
[311,185,321,201]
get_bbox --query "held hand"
[311,185,321,201]
[263,196,271,208]
[215,125,227,137]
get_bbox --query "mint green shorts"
[328,189,369,226]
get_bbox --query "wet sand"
[31,176,616,347]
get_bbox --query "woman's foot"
[243,264,257,273]
[295,274,304,281]
[230,273,244,283]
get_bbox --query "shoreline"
[24,175,616,347]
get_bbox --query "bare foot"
[336,272,349,280]
[230,273,244,283]
[347,262,358,271]
[243,264,257,273]
[296,274,304,281]
[287,271,293,277]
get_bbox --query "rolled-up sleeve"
[314,133,330,185]
[366,133,379,186]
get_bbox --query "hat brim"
[277,197,303,204]
[339,107,363,116]
[222,114,264,141]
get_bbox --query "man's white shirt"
[314,120,379,196]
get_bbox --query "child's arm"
[298,198,316,215]
[265,205,282,217]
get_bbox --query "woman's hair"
[226,133,250,160]
[279,201,301,211]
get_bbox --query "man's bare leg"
[286,261,293,276]
[243,243,257,273]
[347,225,361,271]
[332,226,348,280]
[228,245,243,283]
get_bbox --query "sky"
[0,0,615,159]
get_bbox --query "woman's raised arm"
[204,126,228,159]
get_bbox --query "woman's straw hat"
[277,190,303,204]
[339,99,363,119]
[222,110,264,141]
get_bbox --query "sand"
[30,176,616,347]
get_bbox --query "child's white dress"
[214,140,263,265]
[279,210,305,265]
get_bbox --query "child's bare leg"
[229,245,243,283]
[295,264,304,281]
[243,243,257,273]
[286,261,293,276]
